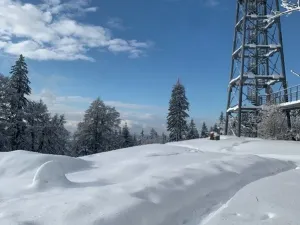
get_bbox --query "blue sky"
[0,0,299,133]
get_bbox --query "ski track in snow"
[168,138,299,225]
[0,138,299,225]
[197,166,299,225]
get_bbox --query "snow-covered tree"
[74,98,121,155]
[219,111,225,134]
[7,55,31,150]
[138,129,145,145]
[25,100,50,152]
[121,123,134,148]
[213,123,218,132]
[132,134,138,146]
[201,122,208,138]
[266,0,300,23]
[186,119,200,140]
[0,75,10,151]
[219,112,224,124]
[167,80,189,142]
[149,128,160,143]
[161,132,168,144]
[258,105,289,140]
[290,109,300,140]
[37,114,69,155]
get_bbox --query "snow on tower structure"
[225,0,291,137]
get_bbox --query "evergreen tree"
[0,75,10,151]
[0,58,71,154]
[36,113,69,155]
[219,111,224,124]
[187,119,200,140]
[7,55,31,150]
[149,128,159,143]
[161,132,168,144]
[74,98,121,155]
[139,129,145,145]
[122,123,134,148]
[167,80,189,142]
[219,111,225,134]
[25,100,50,152]
[132,134,138,146]
[213,123,218,132]
[201,122,208,138]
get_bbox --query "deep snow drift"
[0,136,300,225]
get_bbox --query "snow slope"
[0,137,299,225]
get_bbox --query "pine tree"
[122,123,134,148]
[149,128,159,143]
[0,75,10,151]
[161,132,168,144]
[219,111,225,134]
[187,119,200,140]
[201,122,208,138]
[139,129,145,145]
[73,98,121,155]
[213,123,218,132]
[167,80,189,142]
[132,134,138,146]
[25,100,50,152]
[8,55,31,150]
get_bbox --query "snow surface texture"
[0,137,300,225]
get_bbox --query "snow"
[279,99,300,109]
[31,161,72,190]
[1,137,300,225]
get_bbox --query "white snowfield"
[0,136,300,225]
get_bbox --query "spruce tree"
[132,134,138,146]
[74,98,121,155]
[8,54,31,150]
[0,75,10,151]
[219,111,225,134]
[219,112,224,124]
[25,100,50,152]
[122,123,134,148]
[150,128,159,143]
[187,119,200,140]
[213,123,218,132]
[161,132,167,144]
[167,80,189,142]
[201,122,208,138]
[139,129,145,145]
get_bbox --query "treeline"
[71,97,172,156]
[227,106,300,140]
[0,55,213,156]
[0,55,70,154]
[0,55,244,157]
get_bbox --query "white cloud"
[0,0,152,61]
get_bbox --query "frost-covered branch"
[291,70,300,77]
[265,0,300,24]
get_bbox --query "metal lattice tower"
[225,0,291,137]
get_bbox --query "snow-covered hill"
[0,136,300,225]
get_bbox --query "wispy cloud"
[0,0,152,61]
[202,0,220,7]
[107,17,127,31]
